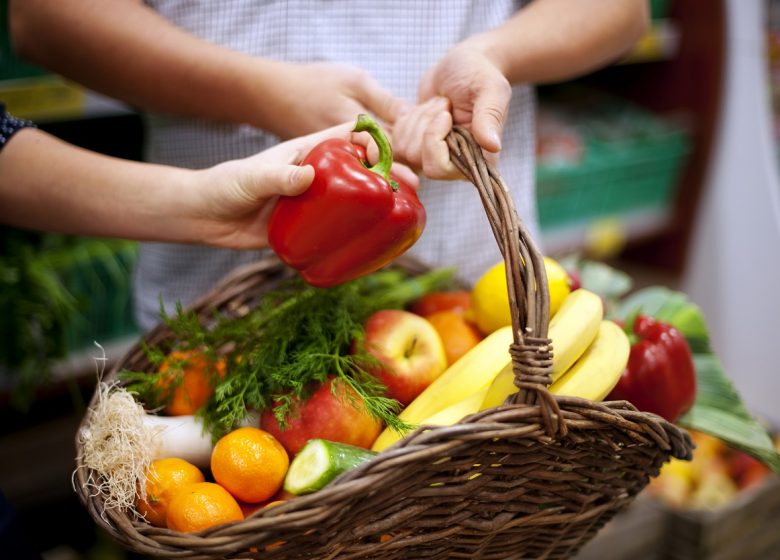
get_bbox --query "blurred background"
[1,0,779,558]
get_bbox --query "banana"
[371,325,514,452]
[372,389,489,452]
[479,288,604,410]
[549,320,630,401]
[548,288,604,381]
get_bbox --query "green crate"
[535,100,690,231]
[650,0,671,20]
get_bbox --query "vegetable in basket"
[268,114,426,288]
[607,313,697,423]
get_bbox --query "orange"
[211,427,289,503]
[425,311,483,365]
[136,458,206,527]
[157,349,226,416]
[410,290,472,317]
[166,482,244,533]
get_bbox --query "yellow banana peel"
[549,320,629,401]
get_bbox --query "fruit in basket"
[371,326,514,452]
[211,427,290,503]
[166,481,244,532]
[261,376,383,456]
[156,349,226,416]
[548,320,630,401]
[410,290,472,317]
[606,314,696,422]
[471,257,572,335]
[546,288,604,380]
[361,309,448,405]
[136,457,206,528]
[424,310,483,366]
[479,316,622,410]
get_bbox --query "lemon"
[471,257,571,335]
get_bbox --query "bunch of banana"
[372,288,630,452]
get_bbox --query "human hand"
[391,96,459,180]
[187,121,418,249]
[261,62,413,140]
[418,37,512,155]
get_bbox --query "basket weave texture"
[74,127,693,559]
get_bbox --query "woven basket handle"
[446,126,566,438]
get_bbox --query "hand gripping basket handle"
[446,126,566,439]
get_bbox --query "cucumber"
[283,439,377,495]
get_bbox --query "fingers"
[391,97,461,181]
[470,78,511,153]
[392,97,450,171]
[390,162,421,190]
[358,74,414,125]
[421,111,460,180]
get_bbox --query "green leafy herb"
[123,267,455,440]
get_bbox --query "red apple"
[260,376,381,456]
[361,309,447,405]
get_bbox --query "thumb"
[281,164,315,196]
[242,164,314,203]
[471,81,511,153]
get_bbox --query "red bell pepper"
[268,114,425,288]
[606,314,697,422]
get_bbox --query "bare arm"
[0,122,418,247]
[466,0,650,85]
[9,0,410,138]
[396,0,648,177]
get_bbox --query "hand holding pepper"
[607,314,697,423]
[268,114,426,288]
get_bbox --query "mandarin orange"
[136,457,205,527]
[166,482,244,533]
[157,349,226,416]
[424,310,483,365]
[211,427,289,503]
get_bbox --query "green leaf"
[615,286,710,353]
[679,354,780,474]
[560,256,633,302]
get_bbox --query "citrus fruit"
[157,349,226,416]
[211,427,290,503]
[165,481,244,533]
[424,311,483,365]
[136,457,206,528]
[410,290,472,317]
[471,257,572,335]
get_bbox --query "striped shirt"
[137,0,537,330]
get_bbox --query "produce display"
[646,430,779,510]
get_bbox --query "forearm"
[474,0,649,84]
[9,0,282,130]
[0,128,202,242]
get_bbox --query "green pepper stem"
[353,113,397,190]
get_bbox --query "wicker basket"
[74,127,693,559]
